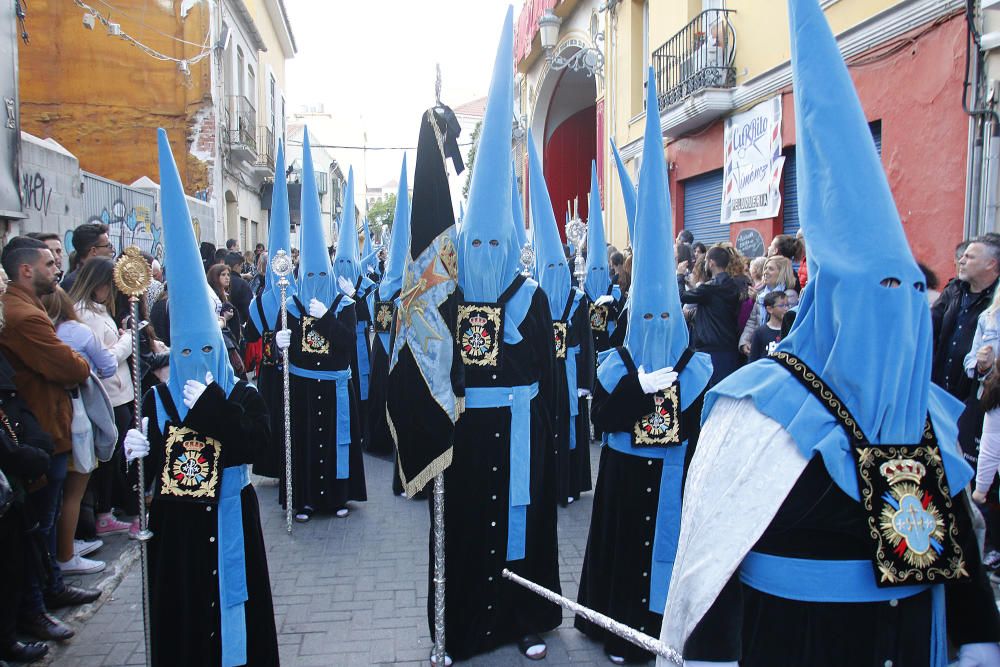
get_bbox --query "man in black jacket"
[225,252,253,343]
[679,245,742,387]
[931,238,1000,400]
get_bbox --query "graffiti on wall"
[84,200,161,259]
[81,173,161,260]
[20,171,53,216]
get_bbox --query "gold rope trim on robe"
[388,405,455,498]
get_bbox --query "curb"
[38,543,141,666]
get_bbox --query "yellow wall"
[18,0,212,194]
[602,0,906,247]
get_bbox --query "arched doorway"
[530,54,597,242]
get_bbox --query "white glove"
[637,365,678,394]
[684,662,739,667]
[309,298,329,319]
[577,388,591,398]
[124,417,149,463]
[594,294,615,306]
[959,643,1000,667]
[275,329,291,351]
[338,276,356,297]
[182,371,213,410]
[366,264,376,275]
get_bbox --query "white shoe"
[58,553,106,575]
[73,538,103,557]
[335,507,350,518]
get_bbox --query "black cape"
[430,279,562,660]
[143,381,278,667]
[281,295,367,513]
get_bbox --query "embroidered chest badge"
[589,303,609,332]
[633,386,682,446]
[374,300,395,334]
[854,442,969,585]
[301,316,330,355]
[553,322,568,359]
[261,330,277,367]
[457,303,503,367]
[160,425,222,502]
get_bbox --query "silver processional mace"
[113,246,153,667]
[271,250,294,534]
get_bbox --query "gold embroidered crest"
[457,303,503,367]
[589,303,609,332]
[553,322,568,359]
[301,316,330,354]
[160,425,222,501]
[633,386,682,446]
[374,301,395,334]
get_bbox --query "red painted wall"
[545,105,597,240]
[665,13,969,282]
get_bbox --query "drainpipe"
[984,116,1000,232]
[970,120,985,237]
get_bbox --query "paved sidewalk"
[46,444,616,666]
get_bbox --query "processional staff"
[113,246,154,667]
[270,249,295,534]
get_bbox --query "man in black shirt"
[224,252,253,343]
[931,238,1000,400]
[679,245,742,387]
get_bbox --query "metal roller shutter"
[682,168,728,245]
[783,121,882,236]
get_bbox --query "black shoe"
[17,612,75,641]
[44,584,101,609]
[0,640,49,662]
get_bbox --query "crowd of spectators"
[0,226,269,663]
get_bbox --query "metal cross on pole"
[271,250,295,534]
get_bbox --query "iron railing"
[652,9,736,111]
[224,95,257,154]
[256,125,274,171]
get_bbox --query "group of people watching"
[0,221,270,663]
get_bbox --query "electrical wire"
[94,0,210,48]
[73,0,212,67]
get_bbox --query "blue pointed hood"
[610,138,637,244]
[584,160,610,301]
[527,132,571,319]
[334,167,362,288]
[297,129,336,305]
[158,129,236,420]
[625,70,692,375]
[361,216,373,267]
[457,5,518,303]
[378,155,410,300]
[773,0,931,444]
[257,140,296,326]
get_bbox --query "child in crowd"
[749,291,788,362]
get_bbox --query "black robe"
[576,349,704,662]
[589,286,621,355]
[282,295,366,513]
[143,381,279,667]
[685,456,1000,665]
[553,290,595,506]
[243,296,284,478]
[364,290,396,459]
[350,277,376,449]
[429,279,561,660]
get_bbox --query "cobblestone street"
[45,445,612,666]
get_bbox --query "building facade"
[599,0,970,281]
[15,0,295,256]
[515,0,605,241]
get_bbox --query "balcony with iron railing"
[224,95,257,162]
[255,125,275,172]
[652,9,737,112]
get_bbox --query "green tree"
[462,121,483,199]
[367,193,397,241]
